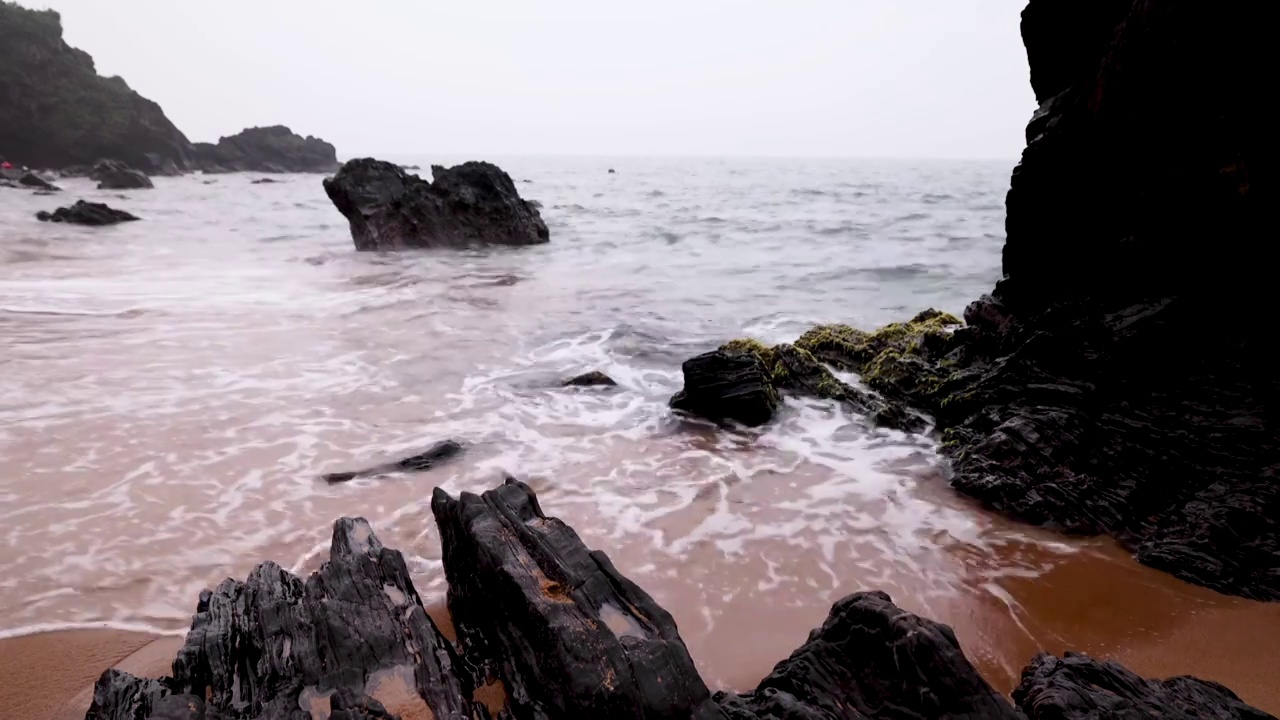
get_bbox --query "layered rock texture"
[324,159,549,250]
[86,480,1271,720]
[192,125,340,174]
[670,0,1276,601]
[0,2,192,172]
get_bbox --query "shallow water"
[2,158,1277,702]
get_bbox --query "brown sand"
[0,630,181,720]
[2,586,1278,720]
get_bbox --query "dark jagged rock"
[670,348,779,427]
[562,370,618,387]
[926,0,1278,600]
[322,439,463,484]
[1014,653,1272,720]
[432,478,725,719]
[88,481,1272,720]
[716,591,1021,720]
[191,125,340,174]
[251,177,279,184]
[85,517,475,720]
[323,158,550,251]
[18,171,59,190]
[91,159,153,190]
[36,200,139,225]
[0,2,192,172]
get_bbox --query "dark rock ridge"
[323,158,550,251]
[0,2,192,172]
[321,439,463,484]
[90,159,153,190]
[36,200,138,225]
[192,125,340,174]
[673,0,1278,600]
[86,480,1271,720]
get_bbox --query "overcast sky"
[32,0,1034,159]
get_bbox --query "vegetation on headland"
[0,1,192,170]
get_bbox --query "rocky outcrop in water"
[562,370,618,387]
[17,171,59,190]
[0,2,192,173]
[321,439,463,484]
[36,200,138,225]
[323,158,550,251]
[90,160,153,190]
[669,318,941,433]
[86,480,1271,720]
[672,0,1277,601]
[192,126,340,174]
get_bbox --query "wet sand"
[0,630,181,720]
[3,539,1278,720]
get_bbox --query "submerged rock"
[36,200,139,225]
[323,158,550,250]
[86,480,1272,720]
[191,125,340,174]
[562,370,618,387]
[91,159,152,189]
[250,177,279,185]
[322,439,463,484]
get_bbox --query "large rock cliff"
[942,0,1275,599]
[0,1,192,172]
[670,0,1275,600]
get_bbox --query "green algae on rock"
[796,309,963,408]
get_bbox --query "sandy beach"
[0,630,180,720]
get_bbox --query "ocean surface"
[2,157,1276,698]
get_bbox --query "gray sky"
[34,0,1033,159]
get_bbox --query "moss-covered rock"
[796,309,962,409]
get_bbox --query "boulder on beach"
[90,159,152,190]
[191,125,339,174]
[323,158,550,251]
[36,200,139,226]
[84,479,1271,720]
[0,3,192,172]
